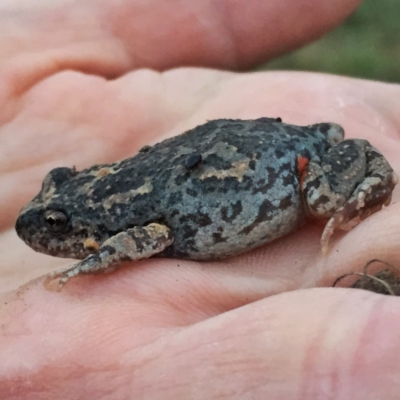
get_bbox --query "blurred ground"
[262,0,400,83]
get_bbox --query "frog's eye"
[44,210,69,233]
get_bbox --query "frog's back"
[64,118,330,260]
[16,118,334,262]
[146,118,328,259]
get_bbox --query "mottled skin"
[15,118,398,289]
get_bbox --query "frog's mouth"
[32,236,90,259]
[15,210,93,260]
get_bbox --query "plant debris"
[333,259,400,296]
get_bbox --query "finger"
[1,286,399,399]
[144,289,400,400]
[0,0,361,85]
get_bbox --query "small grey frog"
[15,118,398,289]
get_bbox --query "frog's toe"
[320,187,393,254]
[320,209,344,255]
[44,263,82,291]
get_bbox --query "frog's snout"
[15,210,37,241]
[15,212,27,238]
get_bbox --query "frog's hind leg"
[301,139,397,254]
[45,223,174,291]
[320,141,398,253]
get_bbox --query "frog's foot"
[301,139,397,255]
[320,173,398,254]
[44,223,174,291]
[43,259,120,291]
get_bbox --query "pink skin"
[2,0,400,398]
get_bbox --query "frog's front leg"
[45,223,174,290]
[301,139,398,254]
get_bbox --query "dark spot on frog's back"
[255,199,276,221]
[282,173,296,187]
[221,201,243,222]
[265,166,279,182]
[170,209,180,218]
[275,148,285,158]
[180,224,198,240]
[279,195,293,210]
[249,160,256,170]
[240,199,275,234]
[186,188,198,197]
[253,177,274,195]
[278,162,292,175]
[212,232,227,244]
[180,212,212,227]
[185,153,202,169]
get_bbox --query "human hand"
[2,0,400,398]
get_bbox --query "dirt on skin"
[333,260,400,296]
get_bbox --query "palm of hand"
[1,0,400,398]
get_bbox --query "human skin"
[2,0,400,399]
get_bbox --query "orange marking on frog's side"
[297,155,309,186]
[84,238,100,252]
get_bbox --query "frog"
[15,117,398,290]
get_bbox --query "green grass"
[262,0,400,83]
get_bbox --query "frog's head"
[15,167,108,260]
